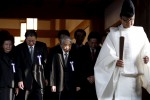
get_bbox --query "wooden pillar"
[134,0,150,40]
[90,18,104,42]
[69,20,90,38]
[59,19,66,30]
[50,19,56,48]
[90,18,104,33]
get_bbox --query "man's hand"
[116,60,124,67]
[51,86,56,92]
[143,56,149,64]
[15,88,19,96]
[87,75,95,84]
[45,79,48,86]
[76,87,81,91]
[18,81,24,90]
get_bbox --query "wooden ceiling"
[0,0,114,19]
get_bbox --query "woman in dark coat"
[0,30,16,100]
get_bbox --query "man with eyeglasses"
[15,30,48,100]
[94,0,150,100]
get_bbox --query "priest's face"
[121,16,135,28]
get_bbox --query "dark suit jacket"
[79,45,100,100]
[16,41,48,90]
[45,45,61,81]
[50,46,78,92]
[0,51,15,88]
[79,45,101,81]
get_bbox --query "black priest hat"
[120,0,135,17]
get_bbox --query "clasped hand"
[143,56,149,64]
[116,56,149,67]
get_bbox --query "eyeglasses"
[26,40,36,43]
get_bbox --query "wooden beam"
[59,19,66,30]
[3,29,58,38]
[70,20,90,38]
[50,19,56,30]
[105,20,121,32]
[37,30,58,38]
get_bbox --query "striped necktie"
[30,46,34,62]
[91,49,95,60]
[64,53,68,66]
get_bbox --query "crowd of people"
[0,28,101,100]
[1,0,150,100]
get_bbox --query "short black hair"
[25,30,37,38]
[57,30,70,39]
[0,30,10,40]
[0,30,14,47]
[74,29,86,38]
[88,31,100,42]
[4,34,14,44]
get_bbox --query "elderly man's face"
[61,40,72,52]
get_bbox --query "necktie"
[30,46,34,62]
[91,49,95,60]
[64,53,68,66]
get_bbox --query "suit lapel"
[87,47,93,60]
[58,53,65,67]
[23,43,32,65]
[2,54,11,67]
[34,44,38,62]
[67,54,71,65]
[56,46,66,67]
[34,43,44,64]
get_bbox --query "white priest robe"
[94,24,150,100]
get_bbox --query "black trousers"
[0,87,15,100]
[56,88,76,100]
[15,80,43,100]
[81,82,97,100]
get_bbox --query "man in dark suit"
[15,30,48,100]
[50,36,80,100]
[44,29,70,100]
[71,29,86,100]
[45,30,70,79]
[79,31,101,100]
